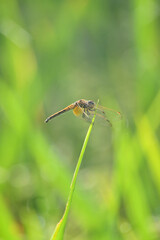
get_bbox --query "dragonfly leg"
[82,109,92,123]
[86,109,91,115]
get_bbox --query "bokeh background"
[0,0,160,240]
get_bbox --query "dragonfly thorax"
[77,99,95,110]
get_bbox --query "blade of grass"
[50,100,99,240]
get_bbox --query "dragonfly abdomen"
[45,103,75,123]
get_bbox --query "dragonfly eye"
[88,100,95,107]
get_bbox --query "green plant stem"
[51,101,98,240]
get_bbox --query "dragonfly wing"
[96,105,122,122]
[88,105,121,127]
[88,110,112,127]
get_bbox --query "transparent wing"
[74,107,112,127]
[97,105,122,121]
[88,105,122,127]
[73,105,122,127]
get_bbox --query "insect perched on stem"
[45,99,121,127]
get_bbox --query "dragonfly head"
[88,100,95,109]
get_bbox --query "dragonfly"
[45,99,121,127]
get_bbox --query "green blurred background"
[0,0,160,239]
